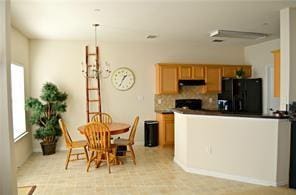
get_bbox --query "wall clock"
[111,67,135,91]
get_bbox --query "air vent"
[212,39,224,42]
[210,30,268,39]
[146,35,158,39]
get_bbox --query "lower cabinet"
[156,113,174,147]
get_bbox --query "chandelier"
[81,24,111,79]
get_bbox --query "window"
[11,64,26,139]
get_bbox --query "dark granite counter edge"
[155,110,174,114]
[172,108,289,119]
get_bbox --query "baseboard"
[174,157,286,187]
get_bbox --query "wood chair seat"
[71,140,88,148]
[59,119,89,170]
[114,138,129,146]
[115,116,139,165]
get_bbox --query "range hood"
[179,80,206,86]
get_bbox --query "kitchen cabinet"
[272,50,280,97]
[155,64,179,94]
[202,66,222,93]
[222,65,252,78]
[155,63,252,94]
[179,65,192,80]
[156,113,174,147]
[179,65,204,80]
[192,66,205,79]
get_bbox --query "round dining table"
[78,122,130,135]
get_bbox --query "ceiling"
[10,0,296,46]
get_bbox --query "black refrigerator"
[218,78,262,114]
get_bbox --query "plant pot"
[40,141,56,155]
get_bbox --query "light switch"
[137,96,144,101]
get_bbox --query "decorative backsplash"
[155,86,218,111]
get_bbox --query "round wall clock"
[111,67,135,91]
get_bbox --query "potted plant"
[235,68,245,79]
[26,82,68,155]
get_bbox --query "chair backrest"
[58,119,73,148]
[128,116,139,145]
[91,112,112,124]
[83,122,111,151]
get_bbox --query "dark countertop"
[155,109,174,114]
[171,108,289,119]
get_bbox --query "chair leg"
[86,151,94,172]
[84,145,89,161]
[65,148,72,170]
[96,152,102,168]
[106,152,111,174]
[128,144,136,165]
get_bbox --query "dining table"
[78,122,130,135]
[78,122,131,166]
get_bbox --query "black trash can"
[144,120,159,147]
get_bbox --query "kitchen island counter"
[174,111,290,187]
[172,108,288,119]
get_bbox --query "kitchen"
[153,13,295,187]
[154,62,291,187]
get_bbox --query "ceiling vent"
[212,39,224,43]
[146,35,158,39]
[210,30,268,40]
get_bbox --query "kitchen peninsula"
[173,109,291,186]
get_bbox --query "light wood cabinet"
[192,66,205,79]
[222,65,252,78]
[202,66,222,93]
[272,50,280,97]
[155,63,252,94]
[155,64,179,94]
[179,65,204,80]
[156,113,174,147]
[179,65,192,80]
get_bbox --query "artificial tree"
[26,82,67,154]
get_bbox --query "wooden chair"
[91,112,112,124]
[83,122,117,173]
[114,116,139,165]
[58,119,89,170]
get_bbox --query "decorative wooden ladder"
[85,45,102,122]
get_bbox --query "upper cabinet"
[222,65,252,78]
[155,63,252,94]
[202,66,222,93]
[155,64,179,94]
[272,50,280,97]
[179,65,205,80]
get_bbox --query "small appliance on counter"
[175,99,202,110]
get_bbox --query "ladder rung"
[88,53,96,56]
[88,100,100,102]
[87,88,99,90]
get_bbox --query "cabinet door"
[164,119,174,145]
[222,66,237,78]
[179,65,192,80]
[156,65,179,94]
[192,66,204,79]
[203,66,222,93]
[272,50,280,97]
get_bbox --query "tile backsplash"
[155,86,218,111]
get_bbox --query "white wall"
[244,39,280,113]
[11,27,32,167]
[29,40,245,151]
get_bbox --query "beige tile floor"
[17,146,296,195]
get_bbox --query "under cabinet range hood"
[179,80,206,86]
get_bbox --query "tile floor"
[17,146,296,195]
